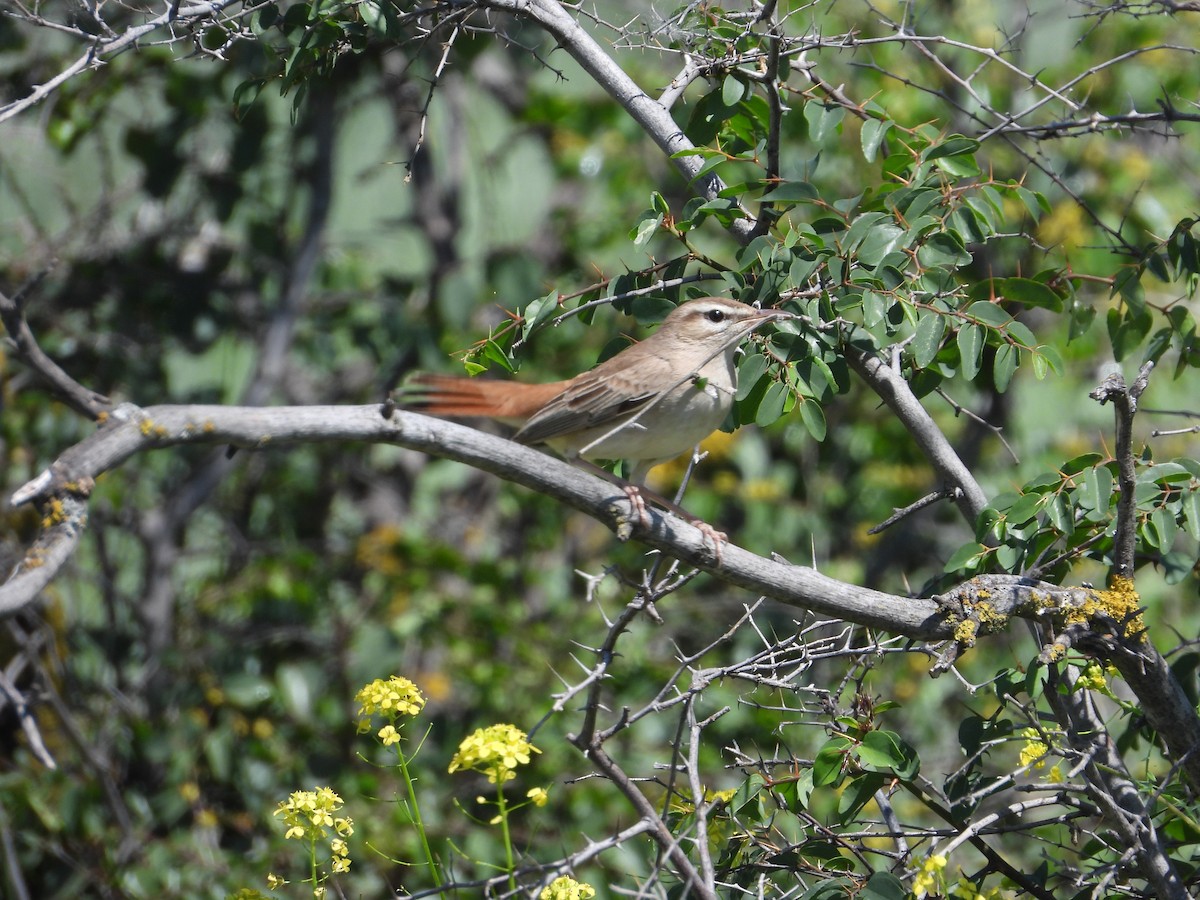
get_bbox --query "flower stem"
[397,746,443,889]
[496,784,516,893]
[309,835,319,898]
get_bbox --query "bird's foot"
[614,485,652,541]
[625,484,652,527]
[691,519,727,564]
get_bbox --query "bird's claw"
[692,519,727,564]
[614,485,652,541]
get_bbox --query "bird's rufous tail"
[403,374,568,423]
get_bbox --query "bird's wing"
[513,347,671,446]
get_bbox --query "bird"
[406,296,793,538]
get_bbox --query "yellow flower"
[527,786,549,807]
[913,853,947,898]
[273,787,353,868]
[266,872,287,890]
[378,724,401,746]
[540,875,596,899]
[355,676,425,733]
[449,723,541,784]
[1018,728,1048,769]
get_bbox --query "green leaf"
[1108,308,1154,361]
[735,352,769,401]
[631,212,662,246]
[934,152,981,178]
[965,300,1013,328]
[1151,506,1177,550]
[722,74,746,106]
[1015,185,1050,220]
[861,873,906,900]
[858,730,920,780]
[799,399,827,441]
[762,181,820,203]
[1140,462,1194,484]
[1002,277,1065,312]
[1033,345,1064,378]
[754,382,789,427]
[805,101,843,144]
[925,135,980,160]
[813,737,851,787]
[1047,494,1074,535]
[1007,491,1044,525]
[1069,299,1098,341]
[1112,265,1146,314]
[521,292,559,341]
[861,118,891,162]
[800,879,852,900]
[857,224,907,267]
[917,231,972,268]
[945,542,987,573]
[1183,490,1200,541]
[993,342,1018,392]
[481,339,516,373]
[1081,465,1114,518]
[790,252,821,285]
[912,312,946,368]
[957,323,984,380]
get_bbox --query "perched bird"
[407,296,793,536]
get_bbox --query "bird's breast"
[551,364,735,463]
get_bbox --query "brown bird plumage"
[407,297,793,487]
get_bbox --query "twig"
[1088,362,1153,577]
[0,287,110,419]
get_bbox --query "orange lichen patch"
[953,617,979,646]
[41,498,67,529]
[1061,576,1145,640]
[1101,575,1146,639]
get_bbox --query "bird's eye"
[705,308,726,323]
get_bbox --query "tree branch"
[1089,363,1154,578]
[0,288,110,418]
[0,403,1125,650]
[479,0,757,240]
[845,345,989,524]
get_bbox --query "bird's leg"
[574,460,726,560]
[571,459,652,539]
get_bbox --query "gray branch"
[480,0,756,240]
[1,403,1117,645]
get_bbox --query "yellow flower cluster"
[355,676,426,735]
[448,723,541,783]
[1018,728,1049,769]
[272,786,354,859]
[540,875,596,899]
[912,853,947,898]
[1076,662,1107,692]
[951,877,1011,899]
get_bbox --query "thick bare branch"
[0,403,1130,649]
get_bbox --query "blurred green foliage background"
[2,0,1200,896]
